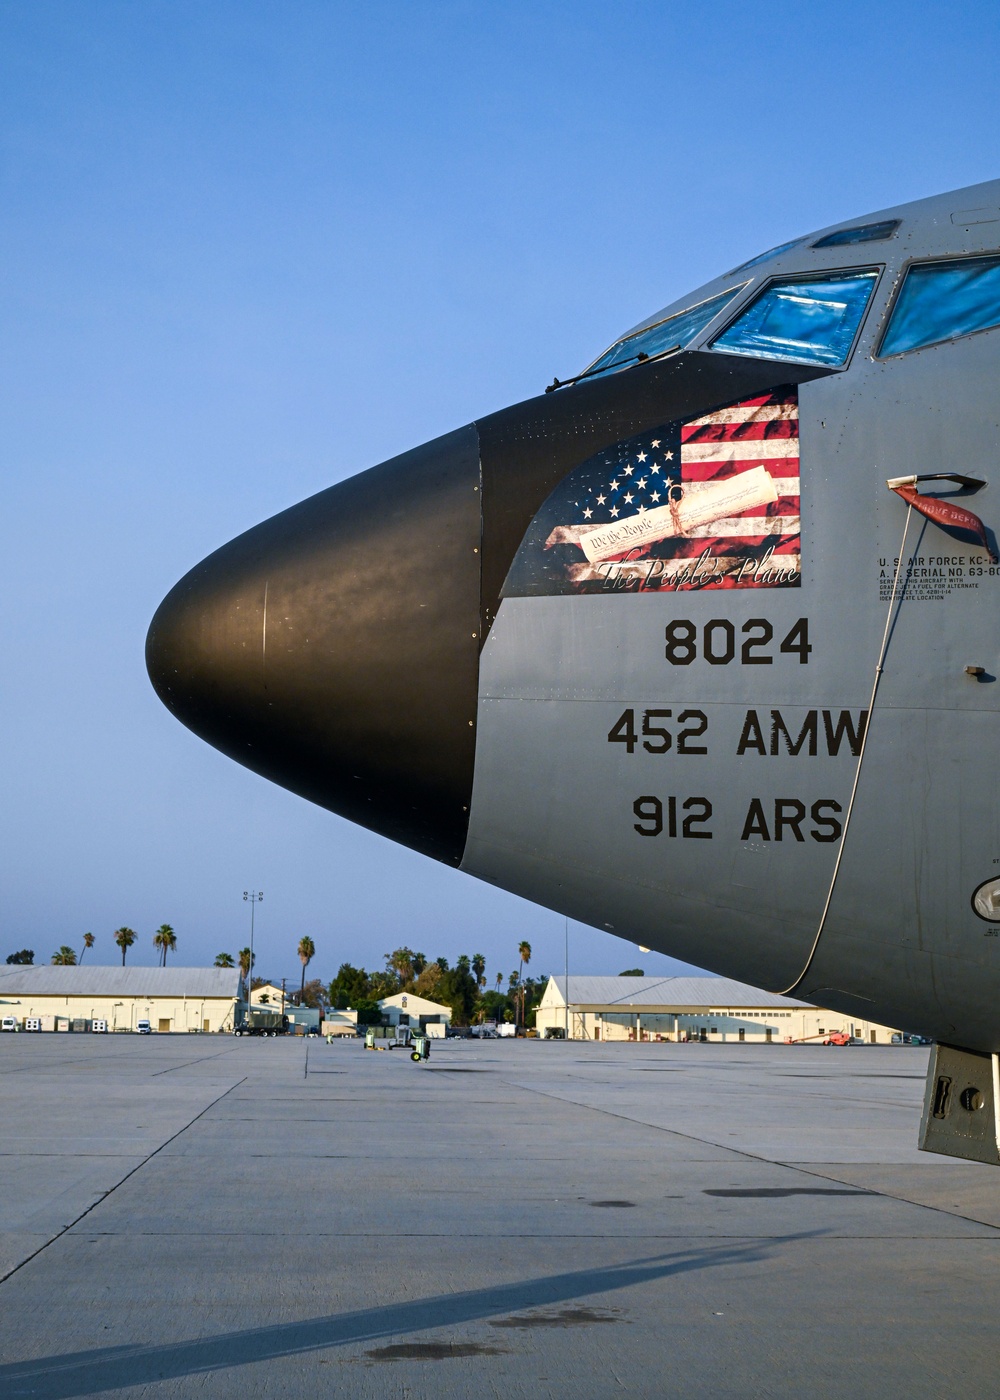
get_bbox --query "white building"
[249,982,320,1032]
[249,982,290,1010]
[535,976,901,1044]
[0,966,240,1032]
[379,991,451,1031]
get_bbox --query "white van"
[1,1016,20,1032]
[136,1019,152,1034]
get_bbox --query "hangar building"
[379,991,451,1031]
[535,975,902,1044]
[0,966,240,1033]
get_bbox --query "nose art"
[145,424,482,865]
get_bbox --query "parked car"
[136,1019,152,1034]
[1,1016,19,1033]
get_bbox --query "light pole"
[564,915,569,1040]
[243,890,263,1028]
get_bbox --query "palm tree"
[238,947,255,997]
[79,932,95,963]
[472,953,486,990]
[51,946,77,965]
[114,927,137,966]
[153,924,177,966]
[298,936,316,1002]
[384,946,415,987]
[214,952,235,968]
[517,940,532,1025]
[495,972,503,994]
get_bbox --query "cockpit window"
[585,288,742,378]
[812,219,900,248]
[711,270,879,367]
[878,255,1000,357]
[731,238,804,273]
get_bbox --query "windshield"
[732,238,804,272]
[712,271,879,366]
[585,288,743,379]
[879,255,1000,357]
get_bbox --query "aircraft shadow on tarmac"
[1,1236,820,1396]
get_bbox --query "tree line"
[212,935,316,1003]
[6,927,176,967]
[325,942,545,1027]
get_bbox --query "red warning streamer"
[889,482,996,562]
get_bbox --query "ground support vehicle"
[234,1009,289,1037]
[410,1032,430,1061]
[364,1025,420,1052]
[784,1031,857,1046]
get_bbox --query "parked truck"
[234,1009,289,1037]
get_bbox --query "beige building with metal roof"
[536,975,901,1044]
[379,991,451,1030]
[0,966,240,1033]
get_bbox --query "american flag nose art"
[505,386,803,595]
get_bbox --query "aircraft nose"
[145,425,482,864]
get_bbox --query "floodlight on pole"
[243,890,263,1026]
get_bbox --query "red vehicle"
[784,1030,857,1047]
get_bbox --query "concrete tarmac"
[1,1033,999,1398]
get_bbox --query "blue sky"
[2,0,999,985]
